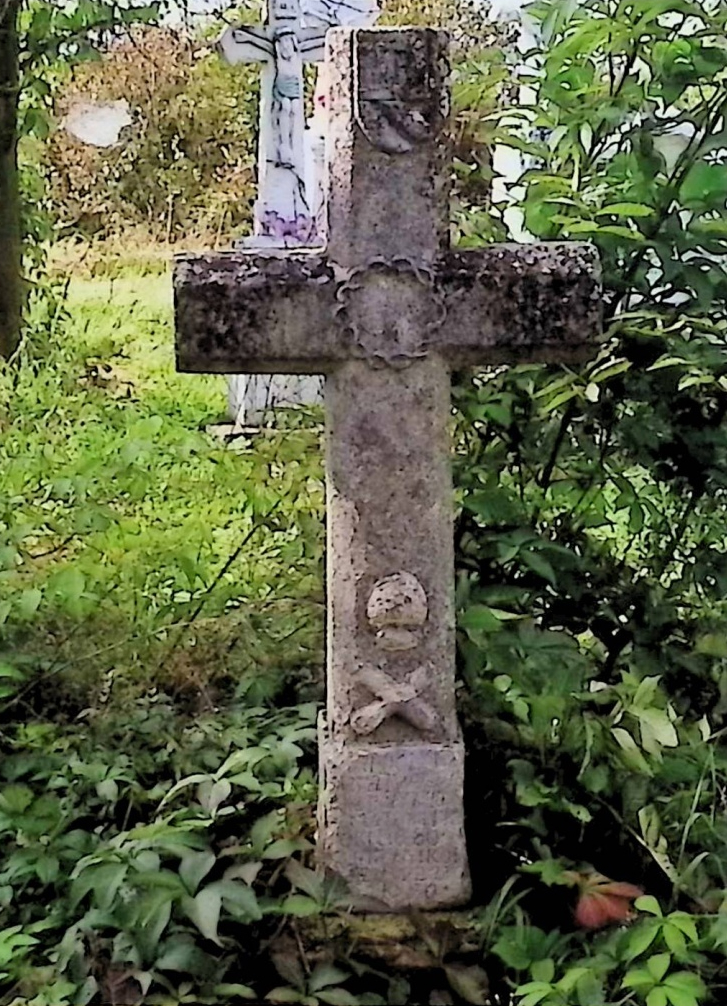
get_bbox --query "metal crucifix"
[219,0,325,244]
[220,0,380,423]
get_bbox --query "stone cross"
[175,28,601,911]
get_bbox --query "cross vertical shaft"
[318,30,470,911]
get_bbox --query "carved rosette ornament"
[334,259,446,368]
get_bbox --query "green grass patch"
[0,270,325,709]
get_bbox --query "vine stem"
[166,504,282,658]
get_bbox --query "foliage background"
[47,26,258,242]
[3,0,727,1003]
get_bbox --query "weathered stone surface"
[439,244,602,363]
[174,26,602,912]
[324,355,458,746]
[326,29,450,267]
[319,724,470,911]
[175,251,339,374]
[175,243,600,373]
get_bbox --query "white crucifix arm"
[302,0,380,27]
[218,25,326,65]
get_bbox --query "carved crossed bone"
[350,666,439,737]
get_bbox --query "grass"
[0,265,326,710]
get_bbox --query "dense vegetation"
[48,27,258,242]
[2,0,727,1003]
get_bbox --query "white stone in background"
[63,100,133,147]
[489,0,541,241]
[653,121,696,173]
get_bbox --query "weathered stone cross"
[175,28,601,911]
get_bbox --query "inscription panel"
[318,729,471,910]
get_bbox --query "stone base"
[318,718,471,912]
[297,912,479,969]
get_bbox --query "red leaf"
[574,876,644,929]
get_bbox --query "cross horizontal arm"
[175,242,601,374]
[302,0,380,27]
[298,29,327,58]
[218,25,326,65]
[175,251,344,374]
[218,26,274,63]
[436,242,602,365]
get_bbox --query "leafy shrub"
[451,0,727,984]
[18,0,164,272]
[45,0,515,247]
[47,26,258,242]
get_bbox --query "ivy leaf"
[182,886,223,946]
[280,894,321,917]
[636,709,678,753]
[48,567,85,608]
[317,990,359,1005]
[214,879,262,921]
[646,989,668,1006]
[626,921,660,959]
[680,162,727,210]
[520,551,557,586]
[663,971,706,997]
[179,851,216,896]
[0,785,33,815]
[595,202,655,217]
[622,966,656,990]
[16,588,42,619]
[459,605,503,636]
[0,663,25,699]
[196,778,232,814]
[213,985,257,1001]
[308,964,350,992]
[265,989,307,1004]
[646,953,671,982]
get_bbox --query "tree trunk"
[0,0,21,359]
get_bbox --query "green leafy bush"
[450,0,727,994]
[18,0,163,265]
[47,26,258,242]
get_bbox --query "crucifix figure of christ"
[219,0,325,246]
[220,0,379,423]
[219,0,380,245]
[175,28,601,911]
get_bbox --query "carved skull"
[366,572,428,651]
